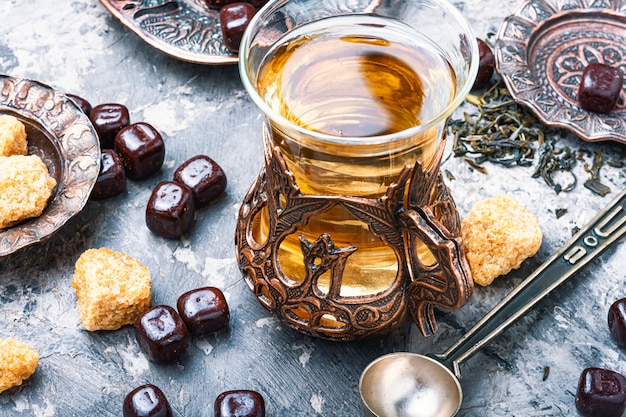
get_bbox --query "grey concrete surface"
[1,0,625,416]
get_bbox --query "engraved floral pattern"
[100,0,237,65]
[100,0,382,65]
[495,0,626,143]
[0,75,100,257]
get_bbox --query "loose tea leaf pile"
[450,83,540,169]
[448,81,615,196]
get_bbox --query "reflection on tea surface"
[258,15,455,139]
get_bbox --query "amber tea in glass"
[255,15,460,295]
[237,0,478,340]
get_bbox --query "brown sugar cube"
[0,155,57,229]
[461,195,542,286]
[0,114,28,156]
[72,248,151,331]
[0,338,39,393]
[578,63,623,114]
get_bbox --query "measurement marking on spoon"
[564,205,626,264]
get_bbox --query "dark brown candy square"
[115,122,165,180]
[608,298,626,349]
[578,63,623,113]
[472,38,495,90]
[173,155,227,207]
[576,367,626,417]
[204,0,239,9]
[215,390,265,417]
[247,0,268,8]
[91,149,127,200]
[146,181,196,239]
[134,305,190,364]
[123,384,172,417]
[90,103,130,149]
[177,287,230,335]
[220,3,256,53]
[66,93,92,116]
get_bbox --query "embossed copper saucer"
[0,75,100,257]
[495,0,626,145]
[99,0,238,65]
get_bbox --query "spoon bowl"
[360,353,461,417]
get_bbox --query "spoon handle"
[435,188,626,379]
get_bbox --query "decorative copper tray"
[0,75,100,257]
[495,0,626,145]
[100,0,238,65]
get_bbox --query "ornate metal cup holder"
[235,126,474,341]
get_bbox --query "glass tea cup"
[235,0,478,341]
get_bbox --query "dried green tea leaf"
[555,208,567,219]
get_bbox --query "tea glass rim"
[238,0,479,149]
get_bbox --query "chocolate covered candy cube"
[473,38,495,90]
[576,367,626,417]
[134,305,189,364]
[609,298,626,349]
[220,3,256,53]
[215,390,265,417]
[91,149,127,200]
[90,103,130,149]
[204,0,239,9]
[247,0,268,8]
[67,93,92,116]
[177,287,230,335]
[578,63,623,113]
[173,155,227,207]
[123,384,172,417]
[115,122,165,180]
[146,181,196,239]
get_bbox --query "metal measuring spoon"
[360,188,626,417]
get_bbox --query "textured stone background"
[1,0,625,416]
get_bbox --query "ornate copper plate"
[495,0,626,144]
[99,0,239,65]
[0,75,100,257]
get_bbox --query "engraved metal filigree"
[0,75,100,257]
[99,0,381,65]
[100,0,238,65]
[495,0,626,144]
[235,125,473,341]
